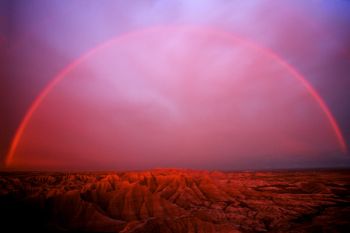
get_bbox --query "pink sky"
[2,1,350,170]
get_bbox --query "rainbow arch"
[5,26,347,166]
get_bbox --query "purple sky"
[1,0,350,170]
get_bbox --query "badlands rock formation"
[0,169,349,232]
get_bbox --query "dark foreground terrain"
[0,169,349,232]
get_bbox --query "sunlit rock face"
[1,169,350,232]
[8,27,343,171]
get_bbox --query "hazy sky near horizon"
[1,0,350,170]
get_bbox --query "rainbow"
[5,26,347,166]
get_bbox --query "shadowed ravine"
[1,169,350,232]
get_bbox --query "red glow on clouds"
[6,27,347,170]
